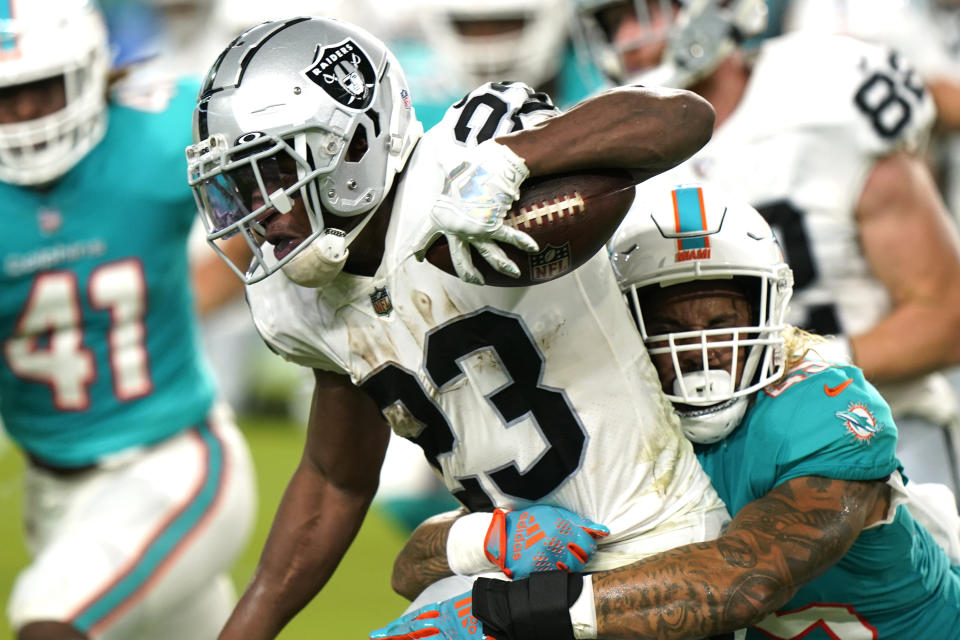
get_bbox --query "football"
[425,169,637,286]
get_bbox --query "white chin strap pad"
[281,232,348,288]
[674,369,735,404]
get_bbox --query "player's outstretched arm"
[391,509,464,601]
[850,150,960,382]
[218,369,391,640]
[414,85,715,285]
[588,475,888,638]
[499,85,715,183]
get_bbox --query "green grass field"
[0,415,412,639]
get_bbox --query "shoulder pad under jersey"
[431,81,560,148]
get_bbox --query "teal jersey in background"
[696,360,960,638]
[390,40,605,130]
[0,77,216,467]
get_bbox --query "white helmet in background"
[0,0,109,185]
[572,0,767,88]
[416,0,571,89]
[186,17,422,286]
[609,182,793,443]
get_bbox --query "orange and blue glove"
[483,505,609,579]
[369,590,489,640]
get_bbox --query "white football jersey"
[638,32,949,422]
[246,82,724,566]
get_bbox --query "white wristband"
[446,512,498,576]
[569,574,597,639]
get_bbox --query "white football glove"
[413,138,539,285]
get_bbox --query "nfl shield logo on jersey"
[303,39,376,109]
[37,208,62,234]
[530,244,571,281]
[370,287,392,316]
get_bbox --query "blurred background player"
[0,1,255,638]
[386,0,605,128]
[571,0,960,495]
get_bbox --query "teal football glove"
[484,505,609,579]
[370,591,487,640]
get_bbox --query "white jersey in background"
[640,31,960,487]
[247,82,726,569]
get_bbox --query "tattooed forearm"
[592,476,888,639]
[391,509,465,600]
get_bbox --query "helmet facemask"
[0,0,109,185]
[417,0,571,90]
[627,275,787,443]
[609,183,793,443]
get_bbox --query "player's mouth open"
[272,237,303,261]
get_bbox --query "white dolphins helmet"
[572,0,767,88]
[186,17,422,286]
[609,183,793,443]
[0,0,109,185]
[416,0,571,90]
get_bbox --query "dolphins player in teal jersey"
[0,2,255,639]
[376,184,960,639]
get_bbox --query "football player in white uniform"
[186,16,727,640]
[573,0,960,493]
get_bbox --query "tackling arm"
[851,150,960,382]
[219,369,392,640]
[499,85,716,182]
[591,475,889,638]
[391,509,464,601]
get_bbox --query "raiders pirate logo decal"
[303,39,376,109]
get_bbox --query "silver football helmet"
[415,0,571,90]
[186,17,422,286]
[0,0,110,185]
[609,182,793,443]
[572,0,767,88]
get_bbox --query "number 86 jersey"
[246,82,727,568]
[654,31,935,341]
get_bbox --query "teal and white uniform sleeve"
[0,77,216,467]
[699,361,899,515]
[697,360,960,638]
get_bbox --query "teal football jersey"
[696,360,960,638]
[0,78,216,467]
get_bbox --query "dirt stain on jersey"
[411,289,435,325]
[346,316,401,370]
[382,402,425,438]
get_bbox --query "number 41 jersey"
[246,82,725,567]
[0,78,216,467]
